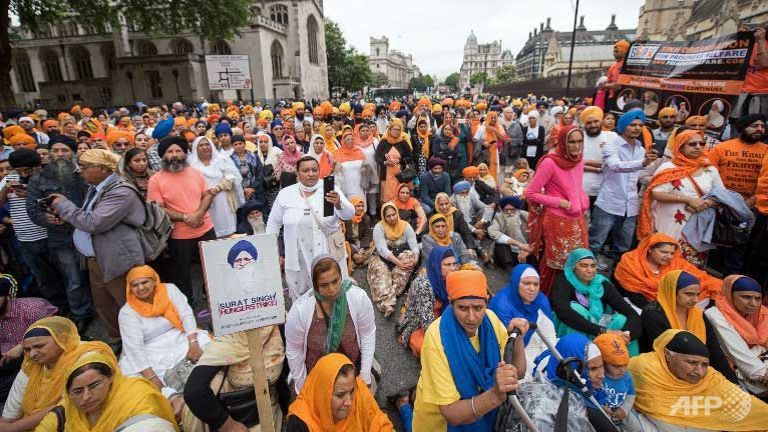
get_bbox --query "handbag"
[711,204,750,247]
[396,160,418,183]
[216,366,260,428]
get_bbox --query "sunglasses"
[685,141,706,147]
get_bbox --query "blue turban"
[616,110,646,134]
[227,240,258,268]
[152,118,174,140]
[215,123,232,137]
[676,271,700,291]
[732,276,762,293]
[498,195,523,210]
[270,119,283,129]
[453,180,471,194]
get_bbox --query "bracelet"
[470,396,480,419]
[147,374,158,380]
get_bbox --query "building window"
[271,41,284,78]
[13,52,36,92]
[137,40,158,56]
[307,15,319,65]
[251,6,262,16]
[70,46,93,80]
[211,39,232,55]
[41,49,63,82]
[145,70,163,98]
[102,44,116,73]
[57,94,67,104]
[171,38,194,55]
[269,4,288,25]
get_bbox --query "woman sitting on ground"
[550,248,642,355]
[613,233,722,310]
[640,270,738,383]
[0,317,114,431]
[420,214,473,266]
[367,202,419,317]
[397,246,459,358]
[285,255,376,395]
[286,353,393,432]
[433,192,478,255]
[35,351,177,431]
[344,197,374,271]
[705,275,768,396]
[392,183,426,236]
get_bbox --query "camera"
[35,196,55,210]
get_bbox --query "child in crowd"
[593,332,637,428]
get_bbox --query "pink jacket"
[524,158,589,219]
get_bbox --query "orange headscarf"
[106,130,135,148]
[428,213,453,246]
[715,275,768,348]
[335,129,366,164]
[656,270,707,342]
[349,196,365,224]
[637,130,711,240]
[125,265,184,332]
[482,112,504,179]
[322,123,338,154]
[383,118,406,146]
[392,183,420,211]
[288,353,394,432]
[353,123,375,148]
[613,233,721,302]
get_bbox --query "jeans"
[17,239,66,311]
[51,245,94,320]
[398,403,413,432]
[421,203,433,215]
[588,206,637,257]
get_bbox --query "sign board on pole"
[205,55,253,90]
[199,234,285,336]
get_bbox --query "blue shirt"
[595,135,646,217]
[601,372,635,409]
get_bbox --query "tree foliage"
[443,72,460,91]
[325,19,372,96]
[371,72,389,88]
[470,72,489,87]
[491,64,517,85]
[409,73,435,91]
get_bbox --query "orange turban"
[312,106,324,117]
[207,114,220,125]
[418,97,431,108]
[658,107,677,118]
[446,270,488,301]
[106,130,135,147]
[70,105,81,115]
[183,131,197,141]
[614,40,630,55]
[9,134,36,149]
[685,115,707,127]
[320,101,334,116]
[388,101,401,111]
[594,332,630,366]
[580,106,604,124]
[42,120,59,132]
[173,117,186,127]
[3,125,24,140]
[475,102,488,111]
[462,166,480,177]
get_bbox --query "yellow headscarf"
[125,266,184,332]
[288,353,394,432]
[20,317,114,415]
[36,351,177,432]
[434,192,457,233]
[416,116,431,159]
[629,329,768,430]
[656,270,706,343]
[379,202,408,241]
[428,213,453,247]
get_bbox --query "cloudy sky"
[324,0,645,81]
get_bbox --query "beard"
[248,216,266,234]
[162,156,188,173]
[46,157,77,185]
[585,126,601,137]
[740,130,762,143]
[296,113,304,121]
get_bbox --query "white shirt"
[595,135,647,217]
[582,130,617,196]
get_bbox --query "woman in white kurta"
[334,128,366,205]
[189,136,245,237]
[266,156,355,300]
[354,122,380,215]
[118,265,210,398]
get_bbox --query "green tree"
[409,73,435,91]
[491,64,517,85]
[443,72,460,91]
[470,72,489,87]
[325,19,372,95]
[371,72,389,88]
[1,0,253,108]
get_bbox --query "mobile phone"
[323,175,335,217]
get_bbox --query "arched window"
[70,45,93,80]
[251,5,262,16]
[271,41,284,78]
[211,39,232,55]
[307,15,319,65]
[13,51,36,92]
[40,49,62,81]
[137,40,158,56]
[269,4,288,26]
[171,38,194,55]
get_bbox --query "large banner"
[205,55,253,90]
[616,32,755,133]
[200,234,285,336]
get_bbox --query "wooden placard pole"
[246,328,275,432]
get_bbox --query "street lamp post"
[565,0,580,98]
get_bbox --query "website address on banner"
[616,76,741,94]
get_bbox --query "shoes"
[386,385,416,410]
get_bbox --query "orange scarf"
[288,353,394,432]
[322,124,338,155]
[614,233,722,301]
[657,270,707,342]
[637,130,712,240]
[353,124,375,148]
[125,265,184,332]
[483,113,503,179]
[428,213,453,246]
[335,143,365,164]
[715,275,768,347]
[349,196,365,224]
[393,183,419,211]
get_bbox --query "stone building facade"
[9,0,329,109]
[637,0,768,41]
[459,31,514,92]
[368,36,420,89]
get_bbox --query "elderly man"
[51,149,146,345]
[18,116,49,148]
[629,329,768,431]
[413,270,526,432]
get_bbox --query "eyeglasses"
[685,141,706,147]
[68,379,104,397]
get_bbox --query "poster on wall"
[200,234,285,336]
[205,55,253,90]
[616,32,755,134]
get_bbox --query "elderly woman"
[118,266,210,401]
[182,326,285,432]
[705,275,768,396]
[640,270,737,382]
[189,136,244,238]
[35,351,177,431]
[120,147,155,198]
[229,134,264,202]
[551,248,642,355]
[276,135,303,188]
[434,191,478,254]
[392,183,427,236]
[375,119,413,203]
[334,128,367,203]
[307,134,334,179]
[525,125,590,295]
[367,202,420,317]
[613,233,722,309]
[1,317,113,431]
[398,246,459,358]
[490,264,557,380]
[285,255,375,395]
[267,156,354,300]
[286,353,393,432]
[638,129,724,265]
[344,197,374,270]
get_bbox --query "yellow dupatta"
[433,192,457,233]
[428,213,453,246]
[657,270,707,343]
[379,202,408,241]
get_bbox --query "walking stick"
[494,327,539,432]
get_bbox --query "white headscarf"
[255,131,280,166]
[308,133,327,162]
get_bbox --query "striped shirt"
[0,297,58,353]
[5,173,47,242]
